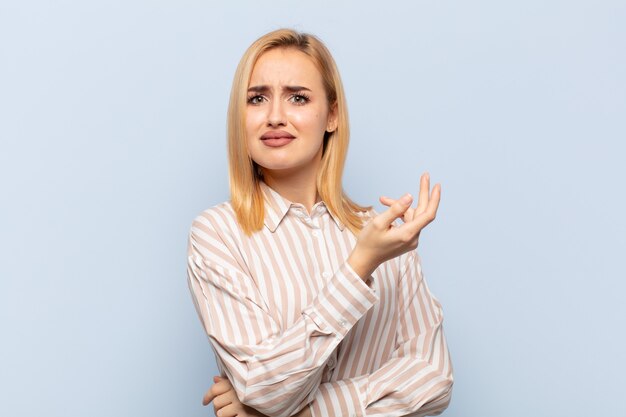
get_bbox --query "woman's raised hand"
[378,172,439,225]
[347,172,440,280]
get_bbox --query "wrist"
[347,249,377,281]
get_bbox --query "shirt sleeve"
[307,249,454,417]
[186,215,379,417]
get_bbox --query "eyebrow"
[247,85,312,93]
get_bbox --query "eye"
[247,95,265,105]
[289,93,311,105]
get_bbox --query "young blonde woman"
[186,28,454,417]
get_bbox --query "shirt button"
[322,271,331,278]
[327,357,336,369]
[311,230,319,237]
[339,319,347,328]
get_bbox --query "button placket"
[311,212,321,229]
[327,356,336,369]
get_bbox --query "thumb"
[377,193,412,227]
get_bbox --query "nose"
[267,98,286,127]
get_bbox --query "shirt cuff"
[303,261,379,338]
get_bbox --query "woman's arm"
[208,250,453,417]
[187,214,379,417]
[306,249,454,417]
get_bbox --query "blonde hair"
[227,28,372,236]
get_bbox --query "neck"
[260,153,322,215]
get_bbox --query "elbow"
[432,343,454,413]
[428,377,454,416]
[440,380,454,411]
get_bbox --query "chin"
[260,163,300,172]
[254,154,301,170]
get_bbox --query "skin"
[203,376,271,417]
[245,47,338,215]
[347,172,441,279]
[203,46,442,416]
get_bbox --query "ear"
[326,101,338,133]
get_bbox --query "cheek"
[245,120,258,149]
[245,111,265,142]
[289,110,326,132]
[245,110,264,129]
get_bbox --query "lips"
[261,130,295,140]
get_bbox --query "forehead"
[249,48,323,89]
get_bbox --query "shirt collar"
[259,180,345,233]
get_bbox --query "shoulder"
[189,200,239,243]
[192,200,235,226]
[187,200,251,266]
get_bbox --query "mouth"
[260,132,295,140]
[260,129,296,147]
[260,137,296,147]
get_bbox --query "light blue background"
[1,1,624,416]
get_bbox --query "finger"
[203,388,215,406]
[404,207,416,222]
[203,381,232,406]
[379,195,395,207]
[430,183,441,214]
[406,182,441,234]
[381,196,417,223]
[416,172,430,214]
[216,403,239,417]
[214,380,233,395]
[375,193,413,228]
[214,376,229,387]
[213,392,234,412]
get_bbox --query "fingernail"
[400,193,412,204]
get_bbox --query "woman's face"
[245,47,337,179]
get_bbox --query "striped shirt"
[186,179,454,417]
